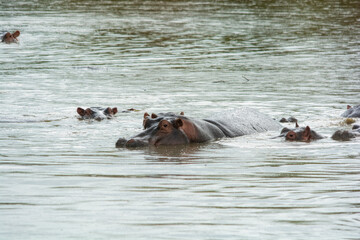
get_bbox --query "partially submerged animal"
[77,107,117,121]
[116,108,281,148]
[278,125,324,142]
[331,124,360,141]
[341,105,360,118]
[1,31,20,44]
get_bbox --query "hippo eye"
[286,131,297,140]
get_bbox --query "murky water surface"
[1,1,359,239]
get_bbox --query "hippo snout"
[115,137,149,148]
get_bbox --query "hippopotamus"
[331,124,360,141]
[77,107,117,121]
[341,105,360,118]
[1,31,20,44]
[278,125,324,141]
[116,107,281,148]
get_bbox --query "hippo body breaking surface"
[116,107,281,148]
[341,105,360,118]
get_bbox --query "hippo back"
[204,107,281,137]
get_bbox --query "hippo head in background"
[2,31,20,44]
[142,111,184,129]
[279,125,323,142]
[77,107,118,121]
[117,116,191,148]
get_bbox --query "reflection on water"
[1,0,360,239]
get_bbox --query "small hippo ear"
[180,112,184,115]
[151,113,158,119]
[12,31,20,38]
[112,107,118,115]
[77,107,86,116]
[295,122,299,128]
[303,126,312,141]
[173,118,183,129]
[144,112,150,119]
[347,105,352,109]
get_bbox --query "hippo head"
[279,126,323,142]
[2,31,20,44]
[116,117,190,148]
[77,107,118,121]
[143,112,184,129]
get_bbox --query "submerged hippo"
[278,125,323,142]
[341,105,360,118]
[77,107,117,121]
[116,107,281,148]
[331,124,360,141]
[1,31,20,44]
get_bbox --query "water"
[1,1,359,239]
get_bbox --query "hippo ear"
[12,31,20,38]
[180,112,184,115]
[104,107,112,115]
[302,126,312,141]
[173,118,183,129]
[144,112,149,119]
[112,107,118,115]
[4,32,11,40]
[77,107,86,116]
[295,122,299,128]
[347,105,352,109]
[85,108,94,115]
[151,113,158,119]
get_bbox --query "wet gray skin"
[331,124,360,141]
[341,105,360,118]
